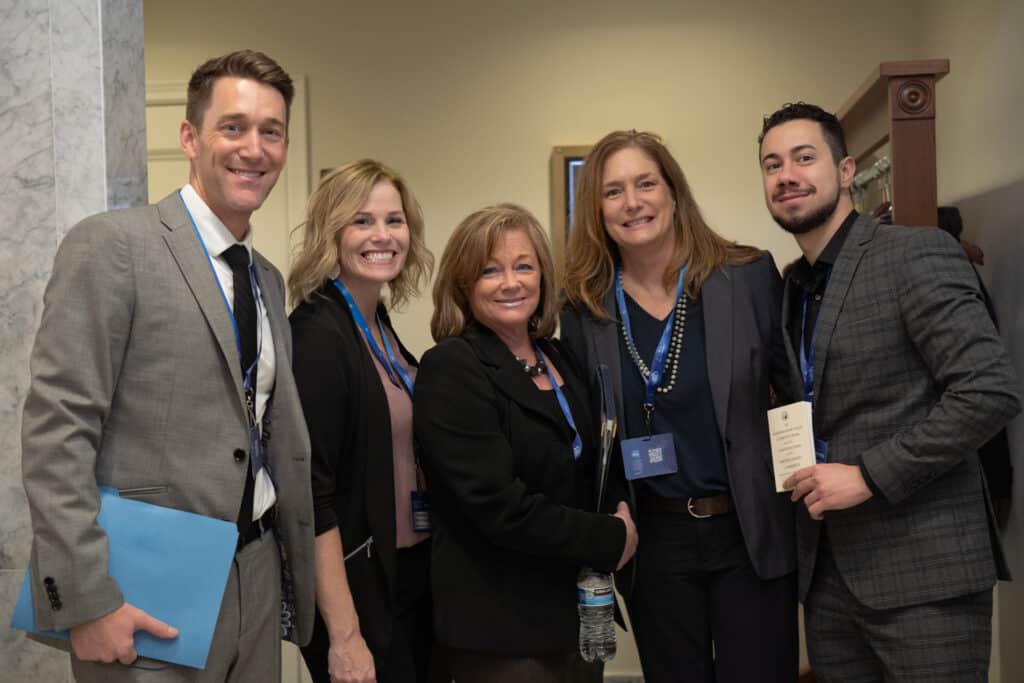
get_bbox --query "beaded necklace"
[515,354,548,376]
[619,276,688,395]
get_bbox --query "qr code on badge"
[648,447,663,464]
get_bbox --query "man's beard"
[771,188,840,235]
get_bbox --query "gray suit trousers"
[805,540,991,683]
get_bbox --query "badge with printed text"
[411,490,432,533]
[621,433,679,481]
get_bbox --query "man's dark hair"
[185,50,294,130]
[759,102,849,163]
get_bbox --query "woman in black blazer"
[288,160,435,683]
[560,131,797,683]
[414,204,638,683]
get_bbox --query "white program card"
[768,401,817,492]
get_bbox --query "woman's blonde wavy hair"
[431,204,558,343]
[563,130,761,318]
[287,159,433,308]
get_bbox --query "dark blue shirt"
[619,291,728,498]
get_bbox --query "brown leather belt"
[641,493,733,519]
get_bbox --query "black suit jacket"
[290,283,415,655]
[414,324,626,656]
[560,253,797,591]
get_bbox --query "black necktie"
[222,245,259,529]
[221,245,257,379]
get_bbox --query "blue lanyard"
[180,193,262,394]
[615,265,686,413]
[535,345,582,461]
[331,279,414,397]
[799,270,830,404]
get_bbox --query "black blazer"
[290,282,415,655]
[560,253,796,589]
[414,324,626,656]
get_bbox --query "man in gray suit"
[21,50,314,682]
[757,102,1020,682]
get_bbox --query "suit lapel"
[813,214,878,398]
[701,267,731,440]
[597,290,627,426]
[592,290,639,530]
[254,254,289,373]
[780,276,803,399]
[158,191,245,403]
[465,326,564,433]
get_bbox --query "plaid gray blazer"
[780,213,1020,610]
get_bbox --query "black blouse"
[618,291,729,498]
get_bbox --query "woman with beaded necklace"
[560,130,798,683]
[414,204,638,682]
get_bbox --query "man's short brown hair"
[185,50,294,130]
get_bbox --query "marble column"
[0,1,146,680]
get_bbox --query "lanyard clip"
[245,388,257,427]
[642,403,654,436]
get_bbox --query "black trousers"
[625,508,798,683]
[302,540,441,683]
[448,650,572,683]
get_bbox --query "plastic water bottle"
[577,568,616,662]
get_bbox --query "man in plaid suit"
[756,102,1020,682]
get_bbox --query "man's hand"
[613,500,638,570]
[69,602,178,665]
[784,463,873,520]
[327,630,376,683]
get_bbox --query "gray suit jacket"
[560,252,797,591]
[21,191,315,645]
[779,214,1020,610]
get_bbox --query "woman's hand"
[327,630,376,683]
[613,500,638,570]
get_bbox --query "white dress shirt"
[180,184,277,519]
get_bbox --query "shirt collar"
[179,184,254,258]
[816,209,858,267]
[790,209,858,291]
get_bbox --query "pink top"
[363,332,430,549]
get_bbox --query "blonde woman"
[288,159,434,683]
[414,204,637,683]
[560,131,797,682]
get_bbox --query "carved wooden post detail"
[889,74,939,226]
[837,60,949,228]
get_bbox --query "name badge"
[248,424,265,476]
[767,401,818,492]
[621,433,678,481]
[410,491,431,533]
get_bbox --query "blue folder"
[11,489,238,669]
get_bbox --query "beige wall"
[916,2,1024,682]
[145,1,1021,680]
[144,0,919,356]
